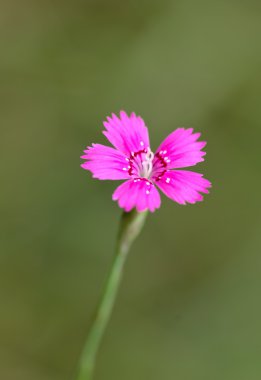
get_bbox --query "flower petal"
[103,111,150,155]
[155,128,207,168]
[156,170,211,205]
[81,144,130,180]
[112,179,161,212]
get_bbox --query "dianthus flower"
[81,111,211,211]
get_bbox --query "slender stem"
[75,209,148,380]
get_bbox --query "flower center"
[140,147,154,179]
[126,147,155,179]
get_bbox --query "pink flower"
[81,111,211,212]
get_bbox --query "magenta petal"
[155,128,207,168]
[112,179,161,212]
[103,111,150,155]
[156,170,211,205]
[81,144,130,180]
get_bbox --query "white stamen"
[146,190,150,195]
[140,147,154,179]
[166,177,170,183]
[123,167,127,171]
[140,141,144,146]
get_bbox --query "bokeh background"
[1,0,261,379]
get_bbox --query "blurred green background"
[1,0,261,379]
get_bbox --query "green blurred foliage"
[0,0,261,379]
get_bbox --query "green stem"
[75,209,148,380]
